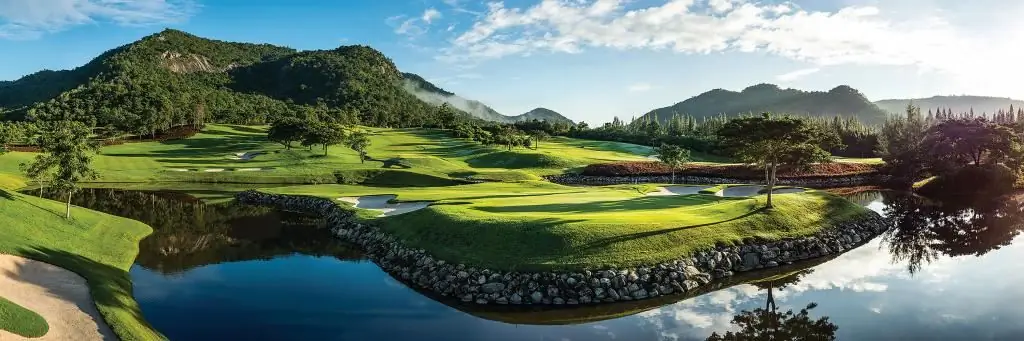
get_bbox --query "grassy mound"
[0,189,163,341]
[0,173,26,190]
[0,296,48,338]
[266,181,870,271]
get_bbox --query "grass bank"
[0,296,48,338]
[265,181,871,271]
[0,189,164,341]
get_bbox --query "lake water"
[56,188,1024,340]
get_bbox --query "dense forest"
[875,95,1024,117]
[641,83,889,125]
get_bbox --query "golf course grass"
[0,189,163,341]
[265,181,871,271]
[0,296,48,338]
[0,124,657,185]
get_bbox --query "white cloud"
[627,82,654,92]
[422,8,441,24]
[435,0,1023,84]
[0,0,195,39]
[775,67,821,81]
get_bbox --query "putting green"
[0,296,48,338]
[265,181,871,271]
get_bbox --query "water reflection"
[38,187,1024,340]
[38,188,363,273]
[880,191,1024,274]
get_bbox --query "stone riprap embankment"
[545,173,887,188]
[236,191,888,306]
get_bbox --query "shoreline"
[236,191,889,307]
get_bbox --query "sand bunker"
[719,185,806,197]
[236,168,262,172]
[337,195,432,217]
[0,254,116,341]
[203,168,225,172]
[645,155,661,161]
[230,151,263,161]
[645,185,712,196]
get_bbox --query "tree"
[267,117,308,149]
[22,120,98,219]
[921,117,1017,174]
[717,113,836,208]
[302,123,348,156]
[436,103,458,129]
[0,122,14,155]
[531,131,550,149]
[705,302,838,341]
[656,143,690,184]
[347,132,371,163]
[879,104,929,188]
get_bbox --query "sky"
[2,0,1023,125]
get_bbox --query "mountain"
[874,96,1024,116]
[0,29,468,132]
[516,108,573,124]
[401,73,573,124]
[641,83,888,125]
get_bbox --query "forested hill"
[640,83,888,125]
[0,29,477,134]
[401,73,573,124]
[874,96,1024,116]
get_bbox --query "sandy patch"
[203,169,225,172]
[229,151,263,161]
[337,195,432,217]
[719,185,806,197]
[169,168,190,172]
[236,168,262,172]
[0,254,116,341]
[645,185,712,196]
[645,155,660,161]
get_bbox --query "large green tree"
[656,143,690,184]
[717,113,836,208]
[347,132,371,163]
[921,117,1017,174]
[22,120,98,219]
[878,104,928,187]
[267,117,308,149]
[302,123,348,156]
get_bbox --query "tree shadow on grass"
[578,206,768,251]
[10,246,161,339]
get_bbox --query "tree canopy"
[22,120,98,219]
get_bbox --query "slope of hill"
[0,29,453,130]
[874,96,1024,115]
[642,83,888,124]
[401,73,573,124]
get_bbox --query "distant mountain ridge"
[401,73,573,124]
[874,96,1024,116]
[641,83,888,124]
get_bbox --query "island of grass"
[0,296,48,338]
[0,189,163,341]
[263,181,874,271]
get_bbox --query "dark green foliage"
[706,302,838,341]
[875,95,1024,117]
[347,132,370,163]
[302,122,348,155]
[22,120,99,219]
[717,113,836,208]
[879,104,929,187]
[917,164,1016,198]
[922,117,1017,173]
[267,117,308,149]
[644,83,888,126]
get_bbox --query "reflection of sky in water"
[130,190,1024,341]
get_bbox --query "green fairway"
[265,181,870,271]
[833,156,884,165]
[0,125,652,185]
[0,189,163,341]
[0,296,48,338]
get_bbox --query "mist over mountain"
[874,96,1024,116]
[400,73,573,124]
[640,83,888,125]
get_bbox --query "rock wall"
[545,173,887,188]
[236,191,889,306]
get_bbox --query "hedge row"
[581,161,879,179]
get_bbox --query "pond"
[49,188,1024,340]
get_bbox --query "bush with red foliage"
[582,161,879,179]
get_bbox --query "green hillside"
[0,124,650,184]
[642,83,888,125]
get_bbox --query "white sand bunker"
[0,254,116,341]
[236,168,262,172]
[230,151,263,161]
[719,185,806,197]
[646,185,712,196]
[203,168,225,172]
[337,195,432,217]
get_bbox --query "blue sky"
[2,0,1022,124]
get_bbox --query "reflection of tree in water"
[40,188,365,274]
[881,191,1024,274]
[706,268,838,341]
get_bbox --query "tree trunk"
[323,144,328,156]
[65,191,72,219]
[671,170,675,184]
[766,162,777,209]
[359,152,365,164]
